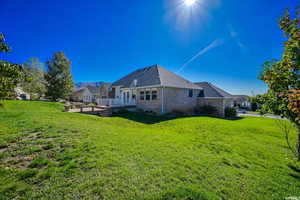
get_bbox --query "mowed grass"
[0,101,300,200]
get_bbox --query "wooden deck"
[67,106,112,117]
[66,105,136,117]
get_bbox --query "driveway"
[238,113,285,120]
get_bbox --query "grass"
[0,100,300,200]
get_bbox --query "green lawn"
[0,100,299,200]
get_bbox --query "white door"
[122,90,130,105]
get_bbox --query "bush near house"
[225,107,237,118]
[194,105,218,115]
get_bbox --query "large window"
[146,91,151,100]
[152,90,157,100]
[140,91,145,100]
[140,89,158,101]
[188,89,193,97]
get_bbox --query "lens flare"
[184,0,196,6]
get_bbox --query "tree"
[258,7,300,160]
[21,57,46,100]
[0,33,10,53]
[0,33,24,101]
[45,52,74,101]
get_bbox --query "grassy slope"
[0,100,299,200]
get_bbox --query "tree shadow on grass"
[113,112,244,125]
[288,164,300,181]
[113,112,176,124]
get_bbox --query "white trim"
[113,85,202,90]
[198,97,233,99]
[161,86,164,114]
[163,85,202,90]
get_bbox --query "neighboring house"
[97,64,234,117]
[14,87,30,100]
[232,95,251,108]
[72,85,100,103]
[99,83,113,99]
[194,82,234,117]
[71,88,86,102]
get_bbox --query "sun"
[184,0,196,6]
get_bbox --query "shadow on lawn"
[113,112,243,125]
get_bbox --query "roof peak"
[112,64,201,89]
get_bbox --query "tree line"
[0,33,74,102]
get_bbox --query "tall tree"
[258,7,300,160]
[45,52,73,101]
[0,33,10,53]
[0,33,24,101]
[21,57,46,100]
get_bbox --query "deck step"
[98,108,112,117]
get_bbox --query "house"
[71,88,85,102]
[14,87,30,100]
[72,85,100,103]
[97,64,234,117]
[232,95,251,109]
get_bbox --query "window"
[198,90,204,97]
[146,91,151,100]
[188,89,193,97]
[151,90,157,100]
[140,91,145,100]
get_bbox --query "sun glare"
[184,0,196,6]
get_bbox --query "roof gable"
[194,82,233,98]
[113,65,161,88]
[113,64,201,89]
[86,85,100,94]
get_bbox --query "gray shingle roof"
[113,64,202,89]
[232,95,249,101]
[194,82,233,98]
[86,85,100,94]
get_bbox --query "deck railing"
[96,98,136,107]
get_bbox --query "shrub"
[114,108,129,114]
[225,107,237,118]
[171,109,185,115]
[136,108,145,113]
[251,102,258,111]
[195,105,218,115]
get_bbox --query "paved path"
[238,113,285,120]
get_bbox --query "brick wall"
[163,88,200,114]
[197,98,225,117]
[136,87,162,113]
[197,98,234,117]
[136,87,200,114]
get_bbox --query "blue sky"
[1,0,298,95]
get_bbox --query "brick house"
[98,64,234,117]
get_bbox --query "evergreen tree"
[45,52,74,101]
